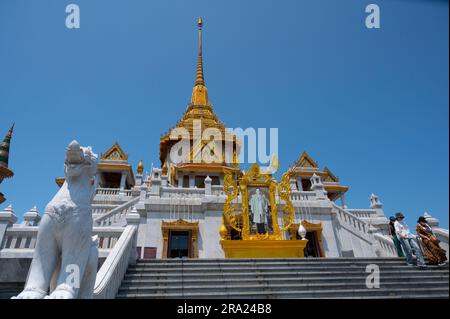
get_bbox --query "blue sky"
[0,0,448,228]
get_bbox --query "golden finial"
[137,160,144,175]
[191,17,208,105]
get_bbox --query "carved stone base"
[220,239,308,258]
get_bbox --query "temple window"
[99,172,121,189]
[302,179,312,191]
[195,176,206,188]
[211,176,220,185]
[182,176,189,188]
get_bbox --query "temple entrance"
[297,231,321,257]
[161,219,199,259]
[168,230,190,258]
[289,221,325,257]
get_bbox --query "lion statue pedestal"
[13,140,99,299]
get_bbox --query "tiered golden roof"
[159,17,237,167]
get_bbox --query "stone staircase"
[0,282,25,299]
[117,258,449,299]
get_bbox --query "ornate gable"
[295,151,318,168]
[323,167,339,183]
[100,142,128,161]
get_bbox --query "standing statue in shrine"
[250,188,269,234]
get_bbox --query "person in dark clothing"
[389,216,404,257]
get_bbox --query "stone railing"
[0,226,124,257]
[0,226,38,250]
[96,188,121,196]
[94,197,140,227]
[93,224,137,299]
[332,204,371,242]
[121,189,134,197]
[373,233,398,257]
[433,228,449,259]
[290,191,317,201]
[92,204,118,216]
[94,188,135,204]
[211,185,226,196]
[346,209,378,219]
[160,186,205,198]
[93,227,126,249]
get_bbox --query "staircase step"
[126,265,447,273]
[119,280,448,293]
[117,287,449,299]
[136,257,407,263]
[117,258,449,299]
[120,274,449,288]
[125,268,448,280]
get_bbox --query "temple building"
[0,19,448,299]
[84,18,444,260]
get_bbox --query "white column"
[0,205,17,247]
[189,174,195,188]
[296,177,303,191]
[310,174,327,200]
[340,193,348,209]
[126,207,141,265]
[290,179,298,191]
[22,206,41,226]
[119,172,127,190]
[204,176,212,195]
[135,174,143,187]
[178,175,183,188]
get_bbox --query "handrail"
[290,190,317,201]
[373,233,397,257]
[433,228,449,240]
[346,209,378,219]
[94,197,140,226]
[161,186,205,197]
[0,226,124,251]
[93,224,137,299]
[332,203,371,240]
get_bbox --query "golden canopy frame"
[220,164,308,258]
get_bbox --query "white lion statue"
[13,140,99,299]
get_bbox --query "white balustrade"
[0,226,38,249]
[333,204,371,242]
[96,188,121,196]
[290,191,316,201]
[94,197,140,227]
[346,209,377,219]
[0,226,124,258]
[373,233,397,257]
[211,185,226,196]
[92,204,117,216]
[93,224,137,299]
[161,186,205,198]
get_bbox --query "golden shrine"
[219,164,308,258]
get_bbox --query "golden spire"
[195,17,204,86]
[137,160,144,175]
[191,16,209,105]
